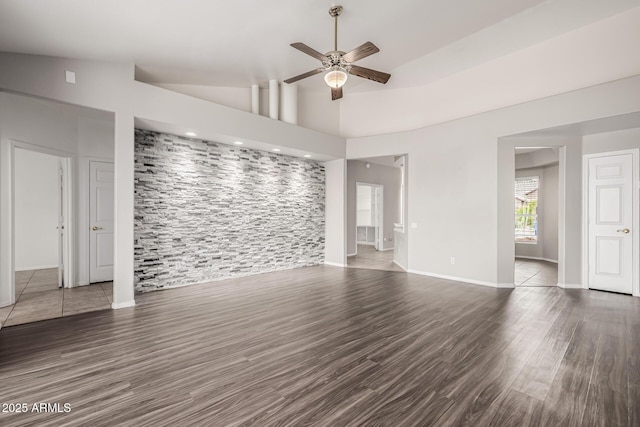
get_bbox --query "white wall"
[324,159,346,266]
[14,149,59,271]
[583,127,640,154]
[348,75,640,288]
[347,160,401,254]
[154,83,341,137]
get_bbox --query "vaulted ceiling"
[1,0,637,94]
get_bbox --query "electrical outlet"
[65,70,76,84]
[450,257,456,265]
[411,222,418,229]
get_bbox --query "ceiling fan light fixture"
[324,68,348,88]
[284,5,390,100]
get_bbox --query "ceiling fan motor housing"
[322,51,351,73]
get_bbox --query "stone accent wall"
[134,129,325,292]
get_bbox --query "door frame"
[10,140,74,298]
[355,182,384,252]
[582,148,639,297]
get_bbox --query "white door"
[588,154,633,294]
[90,161,114,283]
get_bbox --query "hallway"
[515,258,558,287]
[0,268,112,327]
[347,244,404,272]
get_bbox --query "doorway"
[13,146,71,294]
[0,143,112,328]
[583,150,639,295]
[513,147,559,287]
[346,156,406,272]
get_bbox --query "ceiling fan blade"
[290,42,327,62]
[343,41,380,63]
[331,87,343,100]
[284,68,324,84]
[349,65,391,84]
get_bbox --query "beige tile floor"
[514,258,558,287]
[0,268,112,328]
[347,244,405,272]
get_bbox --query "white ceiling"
[1,0,637,93]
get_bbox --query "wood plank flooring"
[0,265,638,426]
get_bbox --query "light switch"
[65,70,76,84]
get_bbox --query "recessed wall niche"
[134,129,325,292]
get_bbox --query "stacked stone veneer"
[134,129,325,292]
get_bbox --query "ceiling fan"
[284,5,391,100]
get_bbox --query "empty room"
[1,1,640,426]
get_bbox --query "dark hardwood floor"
[0,265,638,426]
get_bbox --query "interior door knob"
[617,228,630,234]
[92,226,103,231]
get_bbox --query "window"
[515,177,539,243]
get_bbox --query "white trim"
[15,265,58,271]
[583,149,640,297]
[515,256,558,264]
[497,283,517,288]
[393,260,407,271]
[346,253,357,257]
[356,242,375,246]
[558,283,583,289]
[408,269,500,288]
[111,300,135,309]
[324,261,346,268]
[379,247,395,252]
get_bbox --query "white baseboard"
[347,253,357,257]
[515,256,558,264]
[324,261,346,268]
[15,265,58,272]
[112,300,135,309]
[408,269,499,288]
[379,247,395,252]
[558,283,584,289]
[393,260,407,271]
[497,283,517,289]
